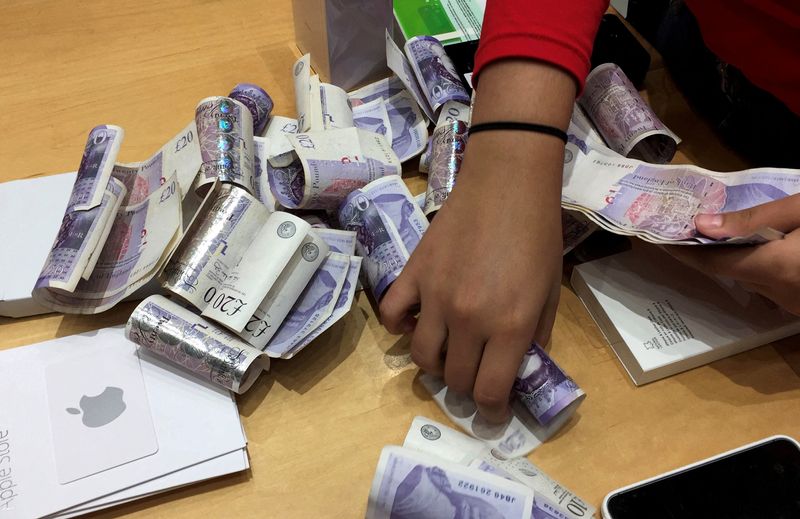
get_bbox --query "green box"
[394,0,485,45]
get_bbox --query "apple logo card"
[45,348,159,484]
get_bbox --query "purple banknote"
[513,343,585,426]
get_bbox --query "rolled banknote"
[195,96,256,194]
[238,232,329,349]
[271,127,402,210]
[419,374,577,459]
[424,100,470,216]
[279,255,362,359]
[264,251,350,358]
[264,115,299,167]
[160,183,270,309]
[338,175,428,301]
[263,252,349,355]
[404,36,471,118]
[403,417,596,519]
[579,63,679,163]
[366,446,534,519]
[126,295,270,393]
[229,82,274,136]
[562,143,800,244]
[200,212,312,332]
[513,343,586,426]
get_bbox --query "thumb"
[695,193,800,240]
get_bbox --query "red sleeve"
[473,0,609,93]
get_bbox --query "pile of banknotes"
[367,417,595,519]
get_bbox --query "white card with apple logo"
[45,347,159,484]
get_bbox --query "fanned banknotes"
[403,416,596,519]
[338,175,429,301]
[126,295,270,393]
[33,123,201,314]
[579,63,680,163]
[367,446,534,519]
[562,140,798,244]
[420,344,584,458]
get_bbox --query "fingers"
[666,239,788,285]
[443,326,486,394]
[409,305,447,377]
[695,193,800,239]
[379,275,420,335]
[472,335,529,423]
[534,282,560,346]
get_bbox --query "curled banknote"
[126,295,270,393]
[402,35,470,120]
[160,183,271,309]
[419,345,583,457]
[404,416,596,519]
[237,231,329,350]
[264,115,299,167]
[229,82,274,136]
[195,96,256,194]
[366,446,534,519]
[338,175,428,301]
[349,76,429,163]
[562,143,798,244]
[579,63,679,163]
[513,343,586,426]
[424,101,471,216]
[270,127,402,210]
[33,123,201,314]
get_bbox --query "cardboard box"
[292,0,394,90]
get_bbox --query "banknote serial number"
[204,287,247,316]
[456,481,517,503]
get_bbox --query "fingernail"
[696,214,723,229]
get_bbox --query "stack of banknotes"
[367,416,595,519]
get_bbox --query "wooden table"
[2,1,799,517]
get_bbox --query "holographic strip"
[126,295,270,393]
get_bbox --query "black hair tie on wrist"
[468,121,568,144]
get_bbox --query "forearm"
[466,60,575,206]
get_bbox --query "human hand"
[667,193,800,315]
[379,60,575,423]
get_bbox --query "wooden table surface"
[2,1,799,517]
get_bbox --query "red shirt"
[474,0,800,116]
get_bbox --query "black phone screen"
[606,438,800,519]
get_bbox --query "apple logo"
[65,386,127,428]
